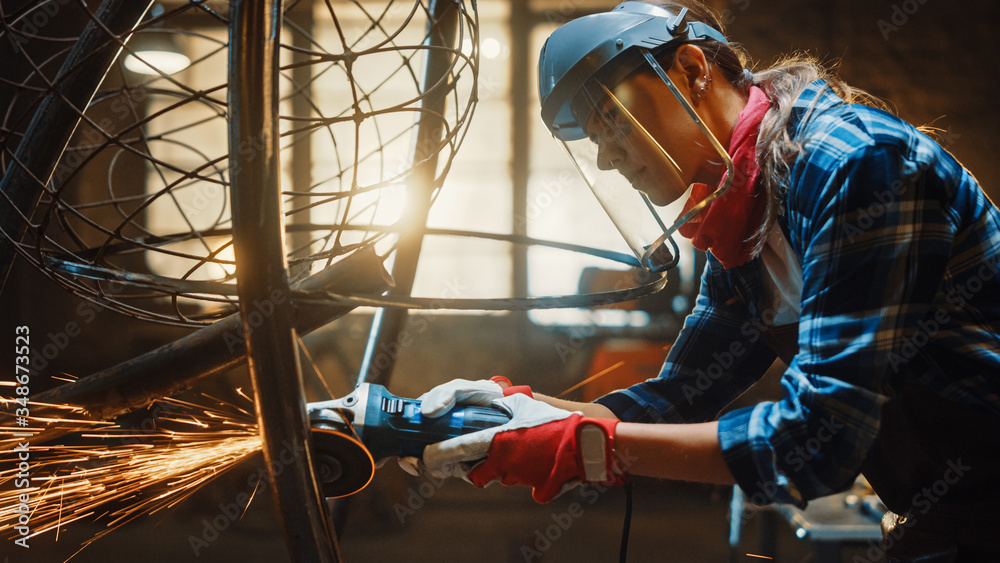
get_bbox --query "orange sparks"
[556,361,625,398]
[0,394,263,555]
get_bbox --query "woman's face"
[584,68,726,206]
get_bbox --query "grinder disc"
[309,427,375,498]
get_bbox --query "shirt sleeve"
[719,141,957,507]
[594,256,778,424]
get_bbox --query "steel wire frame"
[0,0,661,321]
[0,0,670,558]
[0,0,478,560]
[0,0,481,327]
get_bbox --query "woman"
[413,1,1000,559]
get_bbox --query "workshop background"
[1,0,998,562]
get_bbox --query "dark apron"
[863,383,1000,562]
[761,324,1000,561]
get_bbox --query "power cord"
[619,480,634,563]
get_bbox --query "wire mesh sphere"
[0,0,479,326]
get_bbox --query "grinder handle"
[455,404,513,433]
[360,384,512,460]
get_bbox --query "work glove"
[418,376,532,418]
[398,376,533,476]
[421,393,626,503]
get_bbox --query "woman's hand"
[420,394,625,503]
[417,378,509,417]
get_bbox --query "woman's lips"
[628,167,646,188]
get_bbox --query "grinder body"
[354,382,512,460]
[307,382,511,497]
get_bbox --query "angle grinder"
[306,382,511,498]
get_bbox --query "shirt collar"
[788,79,846,139]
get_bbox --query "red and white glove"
[421,393,626,503]
[398,377,533,476]
[418,376,532,418]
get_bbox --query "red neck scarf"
[677,85,771,269]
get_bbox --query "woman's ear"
[670,44,710,94]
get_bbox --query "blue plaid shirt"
[596,80,1000,507]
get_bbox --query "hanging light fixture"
[123,5,190,76]
[124,30,191,76]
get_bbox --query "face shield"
[538,2,733,272]
[557,50,732,272]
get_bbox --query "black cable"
[619,480,634,563]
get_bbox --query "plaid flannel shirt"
[595,80,1000,507]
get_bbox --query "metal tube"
[229,0,340,559]
[287,7,315,261]
[357,0,461,386]
[510,0,533,365]
[14,246,390,445]
[0,0,153,293]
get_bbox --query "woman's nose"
[595,138,624,171]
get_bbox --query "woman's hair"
[644,0,888,256]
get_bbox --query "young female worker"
[411,2,1000,559]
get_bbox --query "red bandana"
[677,85,771,269]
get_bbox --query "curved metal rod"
[40,225,665,314]
[358,0,466,386]
[296,274,668,311]
[228,1,341,561]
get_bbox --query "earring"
[693,75,711,100]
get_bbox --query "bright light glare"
[481,37,502,59]
[124,50,191,75]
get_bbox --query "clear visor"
[559,49,733,272]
